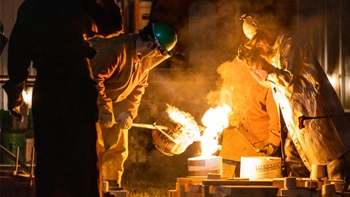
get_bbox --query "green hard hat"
[152,23,177,54]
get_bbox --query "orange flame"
[166,104,201,143]
[165,104,231,156]
[200,105,232,156]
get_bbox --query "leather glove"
[237,44,276,74]
[259,143,279,156]
[99,112,115,128]
[236,44,260,68]
[116,112,133,130]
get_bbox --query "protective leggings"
[96,123,128,187]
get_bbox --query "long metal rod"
[131,123,178,144]
[298,113,350,129]
[0,75,36,84]
[132,123,168,130]
[153,124,178,144]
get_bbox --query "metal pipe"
[0,75,36,84]
[153,123,178,144]
[131,123,178,144]
[298,113,350,129]
[132,123,168,130]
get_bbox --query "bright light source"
[22,87,33,108]
[327,75,337,87]
[200,105,232,156]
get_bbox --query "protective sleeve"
[94,70,117,116]
[265,88,281,147]
[121,72,149,119]
[266,35,305,87]
[94,61,121,115]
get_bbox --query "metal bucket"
[151,108,200,156]
[151,123,193,156]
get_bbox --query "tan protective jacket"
[89,35,150,118]
[266,32,350,170]
[218,59,280,161]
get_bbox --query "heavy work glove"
[116,112,133,130]
[237,44,275,74]
[99,112,115,128]
[237,44,260,69]
[259,143,279,156]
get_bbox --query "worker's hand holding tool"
[99,112,115,128]
[258,143,279,156]
[116,111,133,130]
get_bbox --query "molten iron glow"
[200,105,232,157]
[165,104,231,157]
[166,104,201,143]
[22,87,33,108]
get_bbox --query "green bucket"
[1,132,25,164]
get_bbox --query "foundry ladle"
[132,123,179,144]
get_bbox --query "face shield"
[240,14,259,40]
[153,38,167,56]
[239,14,265,51]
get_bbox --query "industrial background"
[0,0,349,196]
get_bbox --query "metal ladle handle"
[131,123,178,144]
[131,123,168,130]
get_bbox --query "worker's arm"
[121,72,149,119]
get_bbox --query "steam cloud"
[139,0,300,124]
[126,0,347,184]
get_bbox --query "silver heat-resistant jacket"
[88,34,149,118]
[265,32,350,170]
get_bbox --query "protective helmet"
[240,14,259,40]
[152,23,177,55]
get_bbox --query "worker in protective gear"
[88,22,177,192]
[237,13,350,187]
[217,58,281,178]
[2,0,122,196]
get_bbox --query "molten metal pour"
[131,121,201,156]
